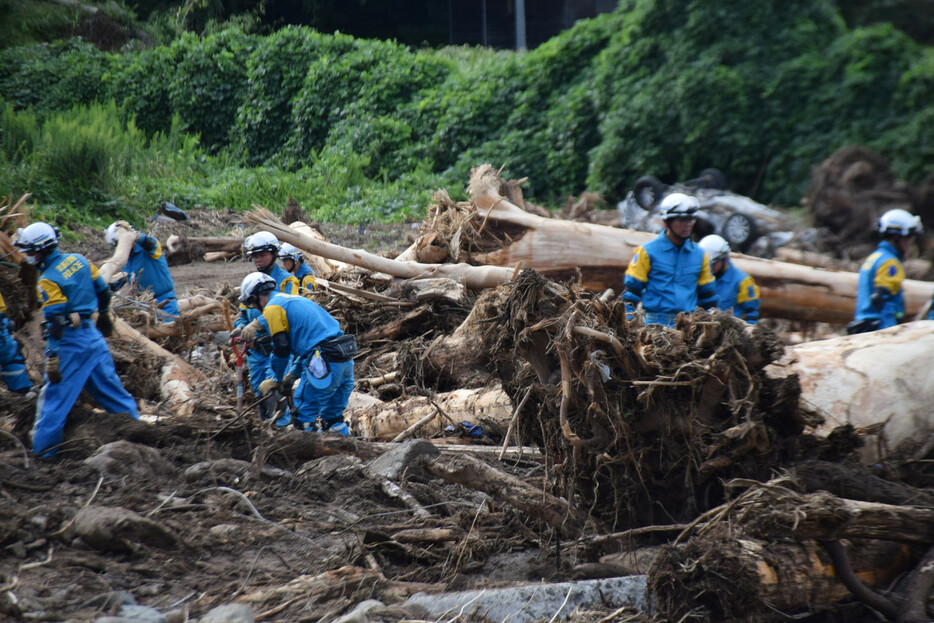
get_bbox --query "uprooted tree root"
[473,269,803,531]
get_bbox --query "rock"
[184,458,252,484]
[117,604,166,622]
[200,603,255,623]
[72,506,178,552]
[332,599,385,623]
[404,576,648,623]
[366,439,439,481]
[85,441,176,481]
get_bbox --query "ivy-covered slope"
[1,0,933,222]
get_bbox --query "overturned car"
[617,169,803,256]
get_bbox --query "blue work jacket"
[714,261,760,324]
[259,292,343,379]
[293,262,317,294]
[854,240,905,329]
[623,231,717,317]
[124,234,177,303]
[36,248,108,355]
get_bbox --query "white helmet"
[239,272,277,304]
[877,208,922,237]
[14,222,59,257]
[244,231,280,258]
[698,234,731,263]
[659,193,700,221]
[104,221,134,247]
[279,242,304,264]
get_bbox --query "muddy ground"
[0,215,612,623]
[2,172,933,623]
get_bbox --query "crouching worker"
[234,272,356,435]
[0,293,32,394]
[698,235,760,324]
[14,222,139,457]
[104,221,179,319]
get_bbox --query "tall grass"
[0,98,433,227]
[0,101,206,223]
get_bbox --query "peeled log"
[115,318,201,416]
[287,221,344,279]
[246,206,516,290]
[350,385,513,441]
[466,164,933,323]
[98,228,139,284]
[765,321,934,463]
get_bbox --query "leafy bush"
[283,37,452,167]
[229,27,357,165]
[3,0,934,229]
[103,44,182,136]
[165,29,255,151]
[0,39,112,114]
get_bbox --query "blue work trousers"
[32,323,139,457]
[294,359,354,432]
[157,293,180,319]
[0,317,31,392]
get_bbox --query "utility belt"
[315,334,357,363]
[43,314,95,339]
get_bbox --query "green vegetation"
[2,0,934,230]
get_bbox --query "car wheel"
[721,213,757,252]
[697,168,727,190]
[633,176,666,209]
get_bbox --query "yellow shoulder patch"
[38,278,66,308]
[263,304,289,336]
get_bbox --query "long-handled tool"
[231,336,246,412]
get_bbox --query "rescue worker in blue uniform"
[849,208,921,334]
[0,292,32,394]
[14,222,139,457]
[623,193,717,327]
[235,272,356,435]
[104,221,179,319]
[234,232,300,423]
[698,234,760,324]
[279,242,317,295]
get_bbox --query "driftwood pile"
[3,162,934,622]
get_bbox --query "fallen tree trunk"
[649,536,912,622]
[286,221,343,279]
[143,301,226,339]
[350,385,513,441]
[246,206,517,290]
[765,320,934,463]
[98,227,138,285]
[744,489,934,543]
[466,165,933,323]
[114,318,201,416]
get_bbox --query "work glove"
[96,310,115,338]
[232,319,262,346]
[281,373,298,397]
[624,301,636,323]
[46,356,62,384]
[257,378,280,397]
